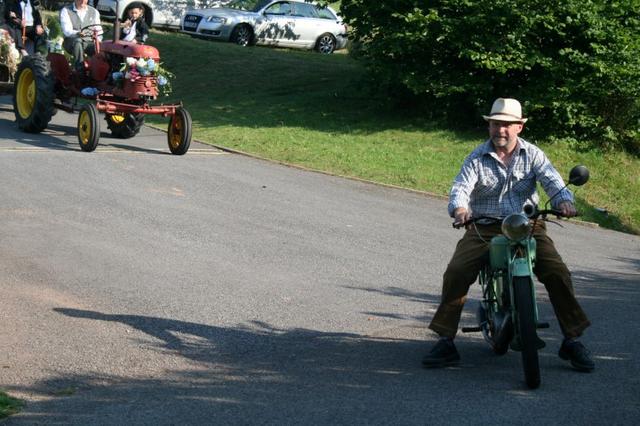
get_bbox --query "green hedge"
[341,0,640,153]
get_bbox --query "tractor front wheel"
[167,108,192,155]
[78,104,100,152]
[105,113,145,139]
[13,55,55,133]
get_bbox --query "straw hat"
[482,98,528,123]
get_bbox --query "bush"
[341,0,640,153]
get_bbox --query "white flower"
[10,46,20,61]
[136,58,147,70]
[126,57,137,66]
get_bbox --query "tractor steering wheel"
[79,23,104,40]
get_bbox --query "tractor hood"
[101,41,160,61]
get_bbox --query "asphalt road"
[0,94,639,425]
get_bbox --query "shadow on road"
[4,288,639,424]
[0,118,171,155]
[344,285,440,322]
[3,265,638,423]
[0,118,78,151]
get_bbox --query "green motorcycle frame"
[472,230,544,389]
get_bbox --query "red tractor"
[12,20,191,155]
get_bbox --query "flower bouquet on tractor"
[11,2,192,155]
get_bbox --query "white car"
[95,0,224,29]
[180,0,348,53]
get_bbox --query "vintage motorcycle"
[459,165,590,389]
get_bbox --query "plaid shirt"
[448,137,573,218]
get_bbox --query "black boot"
[422,338,460,368]
[558,339,595,372]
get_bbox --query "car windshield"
[228,0,271,12]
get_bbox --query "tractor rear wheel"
[13,54,55,133]
[78,103,100,152]
[105,113,145,139]
[167,107,192,155]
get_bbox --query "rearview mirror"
[568,165,589,186]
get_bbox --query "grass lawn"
[0,391,22,419]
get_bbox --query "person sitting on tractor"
[4,0,45,57]
[120,3,148,44]
[60,0,102,71]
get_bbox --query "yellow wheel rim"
[169,114,184,149]
[78,110,92,145]
[16,68,35,119]
[109,114,126,124]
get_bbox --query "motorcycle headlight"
[501,214,531,241]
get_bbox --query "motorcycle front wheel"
[514,276,541,389]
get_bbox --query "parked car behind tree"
[180,0,348,54]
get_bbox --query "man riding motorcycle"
[422,98,595,372]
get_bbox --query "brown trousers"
[429,222,590,339]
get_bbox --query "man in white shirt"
[60,0,102,70]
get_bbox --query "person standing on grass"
[422,98,595,373]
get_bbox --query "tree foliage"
[341,0,640,153]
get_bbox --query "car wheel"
[316,33,336,54]
[231,24,253,47]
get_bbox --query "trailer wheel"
[13,54,55,133]
[78,103,100,152]
[167,107,192,155]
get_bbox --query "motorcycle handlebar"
[452,209,579,229]
[452,216,501,229]
[527,207,580,219]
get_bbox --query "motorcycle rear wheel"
[514,276,541,389]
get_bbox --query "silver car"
[180,0,348,53]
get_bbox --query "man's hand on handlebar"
[453,207,471,228]
[557,201,577,218]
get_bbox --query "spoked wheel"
[167,107,192,155]
[316,33,336,54]
[105,113,145,138]
[78,103,100,152]
[514,276,541,389]
[13,54,55,132]
[231,24,253,47]
[477,303,511,356]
